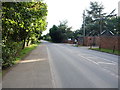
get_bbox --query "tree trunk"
[22,38,26,49]
[26,37,30,46]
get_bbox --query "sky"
[42,0,119,35]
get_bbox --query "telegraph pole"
[83,10,86,37]
[98,8,102,50]
[82,10,86,46]
[98,8,102,36]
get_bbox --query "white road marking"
[78,54,118,78]
[46,47,56,88]
[80,55,98,65]
[94,57,118,64]
[47,46,63,88]
[59,45,118,65]
[97,62,116,65]
[102,68,118,78]
[78,54,117,65]
[52,44,118,79]
[79,54,117,65]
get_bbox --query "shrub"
[2,41,22,69]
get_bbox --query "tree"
[86,1,104,19]
[2,2,48,68]
[43,33,51,41]
[80,1,117,36]
[85,1,104,36]
[66,27,73,39]
[73,29,83,39]
[49,21,73,43]
[49,25,64,43]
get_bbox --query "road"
[44,41,118,88]
[2,41,118,88]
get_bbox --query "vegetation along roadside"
[90,48,120,55]
[2,42,40,76]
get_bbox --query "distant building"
[100,30,114,36]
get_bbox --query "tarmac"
[2,44,53,88]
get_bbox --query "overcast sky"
[42,0,119,35]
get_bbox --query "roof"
[101,30,114,36]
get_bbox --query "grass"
[0,71,1,76]
[90,48,120,55]
[14,42,40,64]
[73,44,79,47]
[2,42,40,76]
[72,44,82,47]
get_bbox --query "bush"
[2,41,22,69]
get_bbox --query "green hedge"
[2,41,23,69]
[2,40,40,69]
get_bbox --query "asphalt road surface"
[44,41,118,88]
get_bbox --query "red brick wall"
[76,36,120,50]
[83,36,100,46]
[78,36,120,50]
[68,40,74,44]
[100,36,120,50]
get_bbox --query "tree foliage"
[2,2,48,68]
[49,21,73,43]
[80,1,119,36]
[42,33,51,41]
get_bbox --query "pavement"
[2,44,53,88]
[2,41,119,88]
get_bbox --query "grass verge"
[90,48,120,55]
[72,44,82,47]
[2,42,40,76]
[14,43,39,64]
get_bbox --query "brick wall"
[78,36,120,51]
[82,36,100,46]
[68,40,74,44]
[100,36,120,50]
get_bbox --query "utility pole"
[98,8,102,50]
[83,10,86,37]
[98,8,102,36]
[82,10,86,46]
